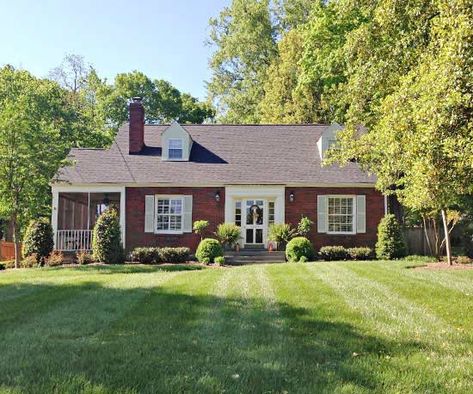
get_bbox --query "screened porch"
[52,188,125,252]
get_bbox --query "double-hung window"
[327,196,355,234]
[156,197,183,232]
[168,139,183,160]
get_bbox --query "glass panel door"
[244,199,265,244]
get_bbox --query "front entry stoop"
[224,249,286,265]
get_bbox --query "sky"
[0,0,230,100]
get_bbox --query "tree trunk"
[441,209,452,266]
[422,216,434,256]
[12,216,20,269]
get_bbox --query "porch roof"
[54,124,376,186]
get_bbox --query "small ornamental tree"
[92,208,124,264]
[193,220,210,240]
[375,214,407,260]
[22,219,54,266]
[297,216,313,237]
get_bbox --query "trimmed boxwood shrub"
[347,247,373,260]
[214,256,225,265]
[22,219,54,266]
[286,237,315,263]
[375,214,407,260]
[159,247,190,263]
[129,247,161,264]
[92,209,125,264]
[319,246,348,261]
[196,238,223,263]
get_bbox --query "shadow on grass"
[0,279,435,393]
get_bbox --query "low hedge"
[347,247,374,260]
[129,247,190,264]
[319,245,374,261]
[319,246,349,261]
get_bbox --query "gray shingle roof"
[54,124,375,185]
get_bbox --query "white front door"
[244,199,265,245]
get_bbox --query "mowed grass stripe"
[310,262,453,341]
[344,262,473,332]
[266,263,385,393]
[0,268,187,393]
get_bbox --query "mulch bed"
[414,262,473,270]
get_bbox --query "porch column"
[51,188,59,249]
[120,187,126,248]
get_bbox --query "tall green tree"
[0,66,74,267]
[207,0,277,123]
[329,0,473,264]
[259,28,317,123]
[101,71,214,128]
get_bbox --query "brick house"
[51,98,386,253]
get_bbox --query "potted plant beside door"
[268,223,296,251]
[215,223,241,251]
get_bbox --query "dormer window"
[168,139,183,160]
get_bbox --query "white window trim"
[326,195,357,235]
[155,195,184,234]
[167,138,184,160]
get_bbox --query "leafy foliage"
[296,216,313,237]
[215,223,241,247]
[159,247,190,264]
[47,251,66,267]
[92,209,124,264]
[375,214,407,260]
[193,220,210,240]
[285,236,315,263]
[196,238,224,264]
[76,251,95,265]
[214,256,225,265]
[347,247,373,261]
[318,246,348,261]
[22,219,54,266]
[130,247,161,264]
[268,223,296,249]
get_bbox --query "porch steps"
[224,249,286,265]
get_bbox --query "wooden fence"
[404,227,435,256]
[0,241,19,261]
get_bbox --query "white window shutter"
[144,195,155,233]
[356,195,366,233]
[317,195,327,233]
[182,195,193,232]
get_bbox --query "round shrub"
[286,237,315,263]
[375,214,407,260]
[22,219,54,266]
[92,208,124,264]
[318,245,348,261]
[196,238,223,263]
[214,256,225,265]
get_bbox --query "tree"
[207,0,277,123]
[101,71,214,128]
[49,54,90,94]
[259,29,318,123]
[22,219,54,266]
[329,0,473,264]
[0,66,74,267]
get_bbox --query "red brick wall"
[285,187,385,250]
[125,187,225,251]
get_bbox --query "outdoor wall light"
[215,191,221,202]
[289,191,295,202]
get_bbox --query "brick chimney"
[129,97,144,154]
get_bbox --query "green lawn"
[1,261,472,393]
